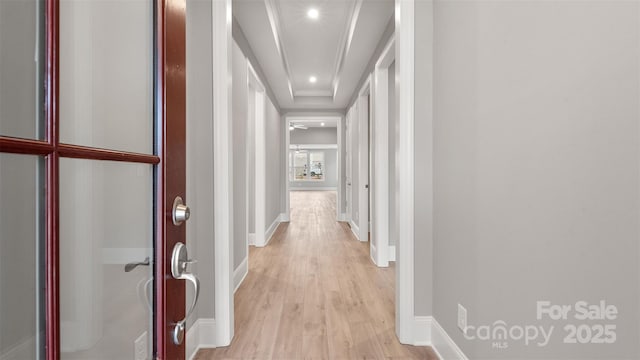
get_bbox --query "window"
[290,150,325,181]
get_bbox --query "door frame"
[395,0,417,344]
[248,63,268,247]
[212,0,235,347]
[371,36,395,267]
[284,116,343,221]
[357,77,371,244]
[212,0,420,348]
[345,109,353,223]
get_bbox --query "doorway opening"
[210,0,421,354]
[285,117,342,222]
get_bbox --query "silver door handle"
[170,242,200,345]
[124,257,150,272]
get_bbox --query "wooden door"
[0,0,190,358]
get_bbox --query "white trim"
[286,116,341,123]
[396,0,415,344]
[411,317,469,360]
[338,212,347,222]
[412,316,433,346]
[0,336,36,360]
[336,115,343,221]
[349,220,361,241]
[279,212,290,222]
[233,256,249,293]
[357,77,371,245]
[430,318,469,360]
[264,214,280,246]
[370,242,377,264]
[187,318,217,360]
[212,0,234,346]
[251,68,268,249]
[331,0,363,99]
[255,213,283,247]
[345,108,353,224]
[294,90,333,97]
[400,316,469,360]
[284,116,291,222]
[289,144,337,150]
[388,245,396,261]
[263,0,294,99]
[289,187,337,191]
[247,233,255,246]
[371,35,395,268]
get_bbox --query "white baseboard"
[412,316,468,360]
[264,214,280,246]
[248,233,255,246]
[370,242,377,265]
[279,213,290,222]
[388,245,396,261]
[413,316,433,346]
[233,256,248,293]
[0,336,36,360]
[289,187,337,191]
[430,317,469,360]
[349,220,360,240]
[187,318,217,360]
[338,212,347,222]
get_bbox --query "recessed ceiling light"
[309,76,317,83]
[321,122,325,126]
[307,8,319,19]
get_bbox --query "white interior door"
[345,110,352,222]
[358,95,370,244]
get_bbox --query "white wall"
[232,34,285,248]
[290,127,337,144]
[264,97,284,231]
[423,1,640,358]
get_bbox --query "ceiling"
[290,118,339,128]
[233,0,393,111]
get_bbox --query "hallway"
[195,191,437,359]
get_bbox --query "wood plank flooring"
[195,191,438,360]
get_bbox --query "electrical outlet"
[134,331,148,360]
[458,304,468,334]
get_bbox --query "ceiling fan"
[289,123,308,130]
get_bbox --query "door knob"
[172,196,190,225]
[170,242,200,345]
[124,257,150,272]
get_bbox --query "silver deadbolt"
[170,242,200,345]
[172,196,190,225]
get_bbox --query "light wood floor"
[195,191,438,360]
